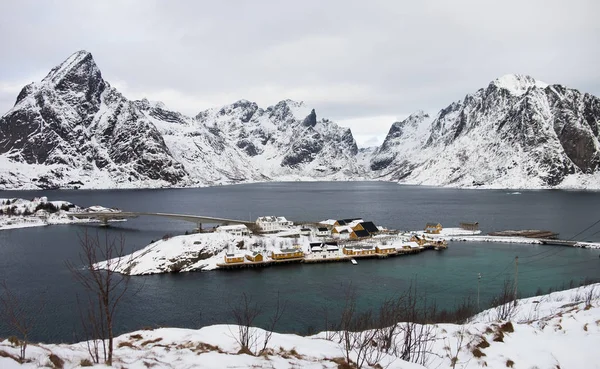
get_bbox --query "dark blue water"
[0,182,599,343]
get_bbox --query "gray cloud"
[1,0,598,147]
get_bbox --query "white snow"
[492,74,549,96]
[1,283,598,368]
[0,197,121,230]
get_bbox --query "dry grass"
[506,359,515,367]
[500,322,514,333]
[472,348,486,358]
[194,342,224,354]
[484,326,494,335]
[0,349,20,362]
[583,323,588,332]
[49,353,65,369]
[329,357,353,369]
[80,358,93,367]
[476,337,490,349]
[143,361,157,368]
[129,334,143,340]
[118,341,136,348]
[237,346,254,356]
[493,330,504,342]
[140,338,163,347]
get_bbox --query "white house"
[215,224,251,237]
[316,227,330,237]
[256,216,293,232]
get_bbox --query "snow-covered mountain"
[195,99,362,180]
[0,51,363,189]
[1,51,599,190]
[371,74,600,189]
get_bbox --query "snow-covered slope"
[1,283,598,368]
[195,99,364,180]
[373,74,600,188]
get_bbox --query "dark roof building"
[352,229,371,238]
[358,221,379,233]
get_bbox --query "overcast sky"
[1,0,598,147]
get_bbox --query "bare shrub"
[80,358,93,367]
[506,359,515,367]
[489,279,518,321]
[229,293,262,354]
[260,292,286,355]
[66,230,131,365]
[0,280,41,362]
[584,285,596,309]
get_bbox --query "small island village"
[212,216,460,269]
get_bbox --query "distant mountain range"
[1,51,599,190]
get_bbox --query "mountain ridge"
[0,51,598,190]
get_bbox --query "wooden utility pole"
[514,256,519,306]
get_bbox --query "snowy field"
[0,197,120,230]
[1,283,598,368]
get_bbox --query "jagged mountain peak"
[490,74,549,96]
[41,50,99,85]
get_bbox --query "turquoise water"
[0,182,599,342]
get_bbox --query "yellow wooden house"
[245,251,264,262]
[224,253,244,264]
[376,245,396,254]
[424,223,442,234]
[272,248,304,260]
[343,245,376,256]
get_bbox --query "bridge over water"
[69,211,254,230]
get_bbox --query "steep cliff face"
[372,75,600,188]
[195,99,362,179]
[0,51,188,189]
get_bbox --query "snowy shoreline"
[0,197,122,231]
[1,283,599,368]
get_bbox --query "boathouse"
[343,245,376,256]
[272,248,304,260]
[245,251,264,262]
[376,244,396,254]
[424,223,443,234]
[224,253,244,264]
[459,222,479,231]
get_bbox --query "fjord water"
[1,182,599,343]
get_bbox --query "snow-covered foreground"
[1,284,598,368]
[0,197,120,230]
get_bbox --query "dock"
[488,229,559,239]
